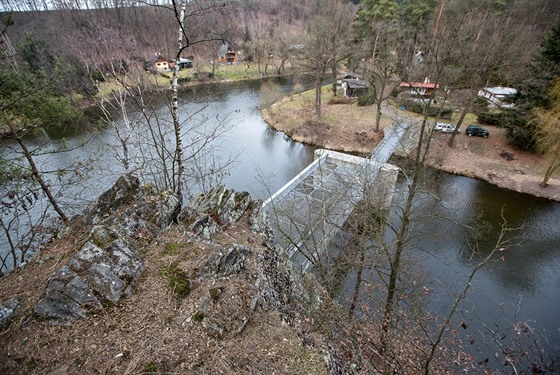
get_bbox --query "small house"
[477,87,517,108]
[218,43,237,64]
[342,79,369,97]
[336,72,361,89]
[399,79,440,98]
[178,58,193,69]
[149,54,170,72]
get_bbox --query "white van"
[434,122,457,133]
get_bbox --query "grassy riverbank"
[263,87,560,202]
[1,62,290,137]
[95,62,287,98]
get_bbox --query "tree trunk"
[448,105,468,147]
[372,25,380,61]
[349,237,366,317]
[381,113,433,344]
[382,188,411,332]
[212,55,216,77]
[375,101,383,133]
[171,0,187,198]
[315,79,322,120]
[14,135,68,225]
[331,64,337,96]
[541,154,560,187]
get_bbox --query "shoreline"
[261,104,560,203]
[1,70,290,139]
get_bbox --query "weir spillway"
[262,121,412,271]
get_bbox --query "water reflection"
[399,172,560,360]
[0,76,314,270]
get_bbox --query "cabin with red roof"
[399,79,440,98]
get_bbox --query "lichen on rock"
[183,185,270,240]
[35,225,144,324]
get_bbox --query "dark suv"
[466,125,489,138]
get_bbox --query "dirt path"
[263,94,560,202]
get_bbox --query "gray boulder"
[35,226,143,324]
[91,174,140,222]
[0,299,18,327]
[34,175,180,325]
[189,186,251,226]
[185,186,267,239]
[35,266,101,322]
[93,180,179,240]
[203,244,251,277]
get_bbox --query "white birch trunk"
[171,0,186,198]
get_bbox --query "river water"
[394,172,560,367]
[1,77,559,368]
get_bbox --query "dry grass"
[263,87,560,201]
[265,86,390,154]
[0,215,328,374]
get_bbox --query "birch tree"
[166,0,230,202]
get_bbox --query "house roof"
[400,82,439,89]
[337,72,361,80]
[346,79,368,88]
[481,87,517,96]
[218,43,236,58]
[149,54,168,65]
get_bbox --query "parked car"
[434,122,457,133]
[465,124,489,137]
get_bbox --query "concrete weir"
[262,121,410,271]
[263,149,399,271]
[313,149,399,211]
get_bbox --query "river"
[391,172,560,368]
[1,76,559,369]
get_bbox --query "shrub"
[401,99,453,119]
[476,111,503,126]
[472,96,489,113]
[503,112,536,150]
[478,109,536,150]
[24,95,84,130]
[328,96,353,105]
[192,311,205,322]
[357,90,376,106]
[159,242,181,258]
[159,264,191,299]
[90,69,105,82]
[209,287,223,302]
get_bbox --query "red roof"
[400,82,439,89]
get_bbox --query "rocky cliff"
[0,176,350,374]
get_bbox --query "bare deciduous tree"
[295,0,354,120]
[533,78,560,187]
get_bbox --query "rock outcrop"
[181,185,269,239]
[1,179,351,374]
[87,175,179,240]
[34,176,177,324]
[0,298,18,328]
[34,226,144,323]
[179,185,298,321]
